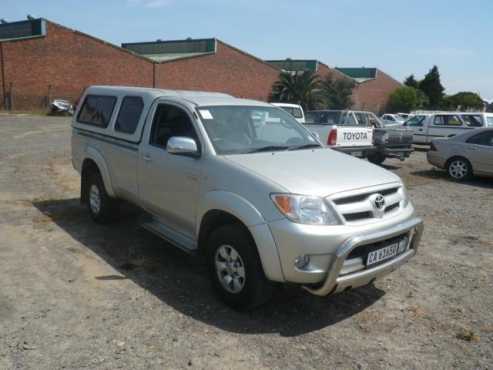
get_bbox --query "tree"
[404,75,419,89]
[270,71,322,110]
[320,73,355,109]
[442,92,484,111]
[419,66,444,109]
[387,86,428,113]
[488,102,493,113]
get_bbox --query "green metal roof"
[266,59,319,72]
[336,67,377,82]
[0,18,46,42]
[122,38,216,61]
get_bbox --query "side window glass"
[461,115,483,127]
[342,113,357,126]
[467,132,493,146]
[115,96,144,134]
[447,115,462,126]
[77,95,117,127]
[150,104,197,149]
[433,115,445,125]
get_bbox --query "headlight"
[271,194,340,225]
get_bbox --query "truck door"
[427,114,466,143]
[138,101,202,242]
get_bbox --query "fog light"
[294,255,310,269]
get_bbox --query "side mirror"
[167,136,200,157]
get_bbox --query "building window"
[77,95,117,128]
[115,96,144,134]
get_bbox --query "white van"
[404,112,493,144]
[270,103,305,123]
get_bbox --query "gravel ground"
[0,114,492,370]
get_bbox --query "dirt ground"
[0,114,492,370]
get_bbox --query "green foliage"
[418,66,444,109]
[320,73,355,109]
[270,71,322,110]
[443,92,484,111]
[404,75,419,89]
[387,86,427,113]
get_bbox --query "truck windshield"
[197,106,319,155]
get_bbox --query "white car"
[270,103,305,124]
[381,114,405,126]
[404,112,493,144]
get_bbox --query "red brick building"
[267,60,401,113]
[0,18,280,111]
[336,67,402,113]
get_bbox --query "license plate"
[367,243,399,266]
[351,151,362,157]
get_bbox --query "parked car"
[270,103,305,123]
[381,114,405,126]
[397,113,412,121]
[427,128,493,181]
[404,112,493,144]
[305,110,413,164]
[72,86,423,309]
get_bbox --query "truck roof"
[85,85,272,107]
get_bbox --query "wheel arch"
[196,191,285,282]
[80,148,116,203]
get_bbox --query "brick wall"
[0,21,153,110]
[155,40,280,101]
[351,70,401,113]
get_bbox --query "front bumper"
[304,216,423,296]
[426,150,446,169]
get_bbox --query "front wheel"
[207,224,273,310]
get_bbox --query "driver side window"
[150,104,198,149]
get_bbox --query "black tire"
[85,171,118,224]
[447,157,472,181]
[368,152,386,165]
[207,224,273,310]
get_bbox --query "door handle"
[418,128,423,132]
[143,154,152,161]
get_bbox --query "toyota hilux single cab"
[72,86,424,309]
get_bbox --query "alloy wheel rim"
[215,244,246,294]
[89,184,101,214]
[449,160,467,179]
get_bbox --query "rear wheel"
[447,157,472,181]
[85,171,118,223]
[207,224,273,310]
[368,152,386,165]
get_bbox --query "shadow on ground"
[411,168,493,189]
[33,198,385,337]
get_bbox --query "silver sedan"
[427,128,493,180]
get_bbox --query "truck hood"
[224,148,401,197]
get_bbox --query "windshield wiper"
[288,143,322,151]
[248,145,290,153]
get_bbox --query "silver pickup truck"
[305,110,414,165]
[72,86,423,309]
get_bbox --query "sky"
[3,0,493,100]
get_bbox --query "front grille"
[329,186,403,223]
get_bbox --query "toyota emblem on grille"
[370,193,386,217]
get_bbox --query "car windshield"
[405,115,426,126]
[279,106,303,119]
[198,105,319,155]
